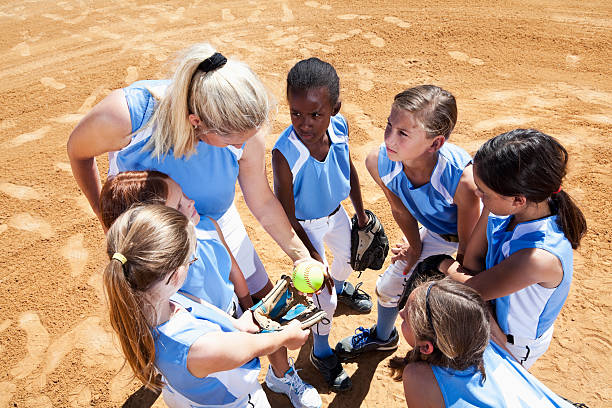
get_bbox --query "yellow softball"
[292,260,325,294]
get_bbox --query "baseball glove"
[250,275,328,332]
[350,209,389,271]
[397,254,453,310]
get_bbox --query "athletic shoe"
[265,359,322,408]
[309,350,352,392]
[335,325,399,360]
[337,281,373,313]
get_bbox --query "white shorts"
[299,205,353,336]
[196,203,270,295]
[504,325,554,369]
[376,227,459,308]
[162,383,270,408]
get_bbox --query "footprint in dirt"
[305,1,332,10]
[61,233,89,277]
[0,182,40,200]
[221,8,235,22]
[384,16,411,28]
[362,32,385,48]
[40,77,66,90]
[10,312,50,380]
[8,212,54,239]
[448,51,484,66]
[3,126,51,148]
[281,3,294,22]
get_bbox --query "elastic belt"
[439,233,459,243]
[506,334,536,347]
[296,204,341,222]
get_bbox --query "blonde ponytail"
[142,43,272,159]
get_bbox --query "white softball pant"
[196,203,270,295]
[162,383,270,408]
[376,227,459,308]
[299,205,353,336]
[504,325,554,369]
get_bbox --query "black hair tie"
[197,52,227,73]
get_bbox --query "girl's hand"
[391,238,422,275]
[356,210,369,229]
[233,310,260,333]
[294,258,333,295]
[281,320,309,350]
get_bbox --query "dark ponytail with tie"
[474,129,587,248]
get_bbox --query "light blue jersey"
[109,80,242,228]
[486,214,573,339]
[431,341,573,407]
[378,143,472,235]
[273,114,351,220]
[182,218,234,312]
[155,293,261,405]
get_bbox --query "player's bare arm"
[271,149,324,264]
[238,131,310,262]
[366,148,422,269]
[67,90,132,228]
[453,164,481,263]
[441,247,564,300]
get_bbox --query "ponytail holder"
[197,52,227,73]
[553,186,562,194]
[112,252,127,265]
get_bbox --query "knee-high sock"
[376,303,399,341]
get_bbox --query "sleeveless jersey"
[431,341,573,407]
[378,143,472,235]
[182,218,234,312]
[154,293,261,405]
[109,80,242,226]
[486,214,573,339]
[273,114,351,220]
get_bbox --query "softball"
[292,260,325,294]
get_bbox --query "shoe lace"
[351,326,372,347]
[351,282,371,301]
[286,358,308,396]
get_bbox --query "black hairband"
[425,282,437,341]
[197,52,227,73]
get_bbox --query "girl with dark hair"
[438,129,587,368]
[392,279,574,407]
[272,57,370,392]
[104,205,309,407]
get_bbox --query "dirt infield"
[1,0,610,406]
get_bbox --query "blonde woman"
[68,44,322,408]
[104,204,309,407]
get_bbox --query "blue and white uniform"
[183,219,236,315]
[486,214,573,368]
[108,80,268,294]
[430,340,573,407]
[376,143,473,307]
[156,292,269,408]
[272,114,352,335]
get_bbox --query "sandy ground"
[1,0,611,407]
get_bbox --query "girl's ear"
[418,340,435,355]
[332,100,341,116]
[188,114,201,128]
[512,195,527,207]
[428,135,446,152]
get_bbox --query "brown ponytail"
[103,204,196,391]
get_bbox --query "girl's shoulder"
[403,362,443,407]
[439,142,472,170]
